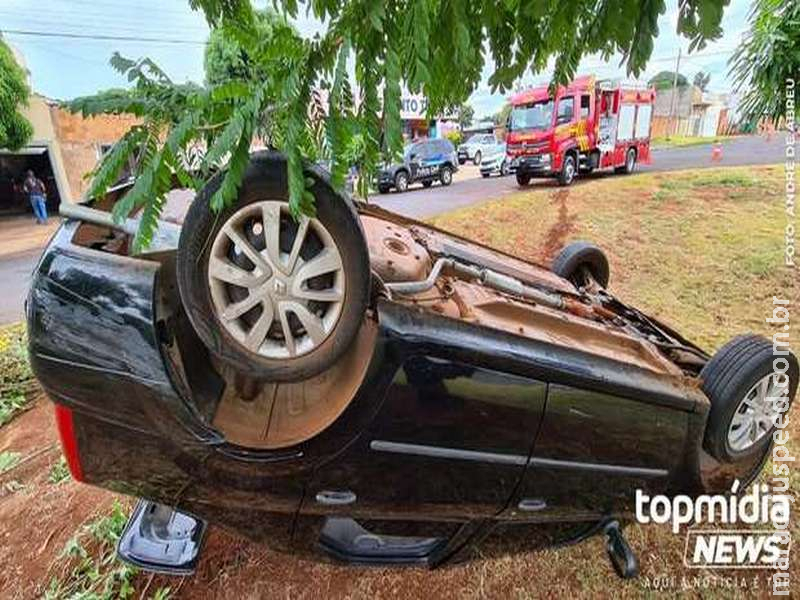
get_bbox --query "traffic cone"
[711,141,722,162]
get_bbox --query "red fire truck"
[506,76,655,186]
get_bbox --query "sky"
[2,0,753,118]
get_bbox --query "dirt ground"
[0,216,59,258]
[0,165,797,599]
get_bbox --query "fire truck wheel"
[558,154,577,186]
[516,172,531,186]
[615,148,636,174]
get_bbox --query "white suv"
[457,134,498,165]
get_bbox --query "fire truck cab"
[506,76,655,187]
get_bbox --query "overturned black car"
[28,152,797,577]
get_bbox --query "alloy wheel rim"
[442,168,451,184]
[207,200,345,359]
[727,372,781,452]
[397,173,407,191]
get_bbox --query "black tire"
[378,185,390,194]
[481,172,490,178]
[615,148,636,174]
[440,166,453,186]
[558,153,577,186]
[473,151,482,166]
[701,335,798,463]
[458,158,466,165]
[422,180,433,188]
[177,151,371,382]
[551,241,610,288]
[394,170,409,192]
[516,171,531,186]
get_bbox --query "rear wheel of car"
[378,185,390,194]
[473,151,482,166]
[177,151,371,382]
[558,153,577,186]
[440,166,453,186]
[701,335,798,463]
[615,148,636,174]
[481,172,490,178]
[516,172,531,186]
[394,171,409,193]
[422,180,433,188]
[551,241,610,288]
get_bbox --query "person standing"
[23,169,48,224]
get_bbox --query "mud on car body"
[377,138,457,193]
[29,152,798,577]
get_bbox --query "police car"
[377,138,458,193]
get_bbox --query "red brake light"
[54,405,84,482]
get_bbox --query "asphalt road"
[370,135,786,219]
[0,135,784,325]
[0,248,39,325]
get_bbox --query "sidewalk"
[0,216,60,325]
[0,215,59,259]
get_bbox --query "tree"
[0,37,33,151]
[204,9,284,86]
[457,104,474,129]
[648,70,689,90]
[73,0,730,249]
[731,0,800,124]
[492,103,513,127]
[693,71,710,91]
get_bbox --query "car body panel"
[28,184,734,566]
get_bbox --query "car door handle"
[517,498,548,512]
[315,490,357,506]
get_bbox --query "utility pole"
[667,48,682,137]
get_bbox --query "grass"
[0,323,35,427]
[0,450,21,474]
[651,135,738,148]
[44,501,138,600]
[48,457,71,484]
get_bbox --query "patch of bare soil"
[0,396,117,599]
[538,188,577,263]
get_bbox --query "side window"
[556,97,575,125]
[635,104,652,138]
[617,104,635,141]
[580,95,591,119]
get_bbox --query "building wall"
[49,107,140,200]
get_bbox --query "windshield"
[510,99,554,132]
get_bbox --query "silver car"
[479,142,511,177]
[457,133,498,165]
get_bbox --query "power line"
[1,28,207,45]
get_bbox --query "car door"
[504,383,689,521]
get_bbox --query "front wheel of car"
[394,171,409,193]
[551,241,610,288]
[516,172,531,186]
[440,166,453,186]
[473,151,482,166]
[177,151,371,382]
[701,335,798,463]
[500,160,510,176]
[378,185,390,194]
